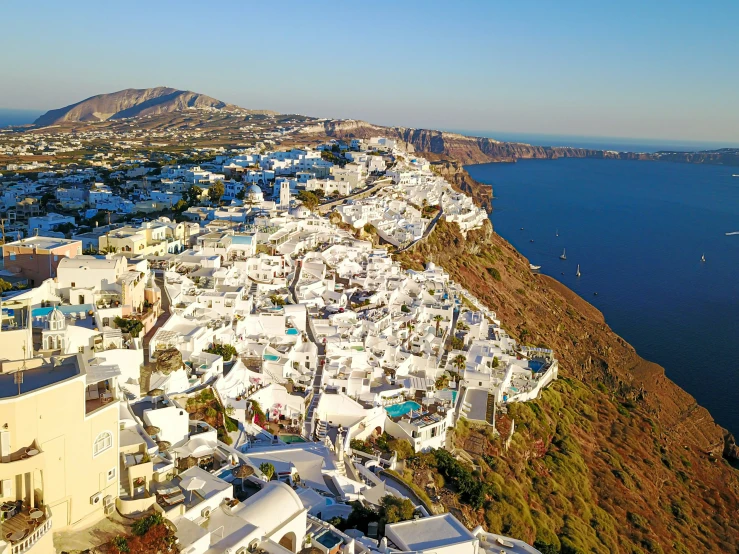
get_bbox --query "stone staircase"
[315,419,327,441]
[485,393,496,426]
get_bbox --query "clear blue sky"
[2,0,738,143]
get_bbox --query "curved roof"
[48,307,65,323]
[248,184,262,194]
[290,205,311,218]
[233,481,304,532]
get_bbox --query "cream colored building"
[0,354,119,553]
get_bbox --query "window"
[71,282,76,288]
[93,431,113,457]
[8,253,15,261]
[78,346,85,353]
[107,467,116,481]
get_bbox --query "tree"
[380,495,415,524]
[450,336,464,351]
[406,321,415,348]
[186,185,203,205]
[435,373,449,390]
[297,190,320,211]
[387,438,414,460]
[492,356,500,368]
[452,354,467,374]
[433,314,444,337]
[208,180,225,204]
[269,294,285,307]
[259,462,275,481]
[114,316,144,338]
[0,278,12,292]
[173,199,188,212]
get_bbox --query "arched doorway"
[278,531,296,552]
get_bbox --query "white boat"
[576,264,581,277]
[559,248,567,260]
[529,264,541,271]
[701,254,706,262]
[556,229,559,237]
[726,231,739,236]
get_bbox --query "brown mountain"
[34,87,240,126]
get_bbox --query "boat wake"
[726,231,739,236]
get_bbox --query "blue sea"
[450,130,739,154]
[466,158,739,437]
[0,109,42,128]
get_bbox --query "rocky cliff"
[394,215,739,553]
[305,119,739,167]
[34,87,239,126]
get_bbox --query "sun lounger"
[160,492,185,506]
[155,486,180,497]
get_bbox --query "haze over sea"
[467,157,739,437]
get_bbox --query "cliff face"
[307,119,739,167]
[429,158,493,212]
[34,87,237,126]
[394,217,739,552]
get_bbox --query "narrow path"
[396,204,444,254]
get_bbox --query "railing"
[11,510,51,554]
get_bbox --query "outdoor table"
[8,530,25,542]
[29,510,44,520]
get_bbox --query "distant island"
[33,86,274,126]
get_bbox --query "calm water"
[467,159,739,437]
[0,109,42,128]
[448,130,739,153]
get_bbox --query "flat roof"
[0,356,80,399]
[4,236,80,250]
[385,513,476,551]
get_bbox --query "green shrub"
[487,267,502,281]
[205,343,238,362]
[132,513,164,536]
[112,536,129,553]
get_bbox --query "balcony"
[0,505,51,554]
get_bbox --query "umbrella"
[157,440,171,452]
[144,425,161,437]
[178,456,197,471]
[179,475,206,503]
[232,464,255,491]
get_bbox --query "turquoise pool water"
[385,401,421,418]
[281,434,306,444]
[286,328,299,335]
[263,354,280,361]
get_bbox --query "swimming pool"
[263,354,280,361]
[529,360,545,372]
[280,434,306,444]
[285,328,299,335]
[385,401,421,418]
